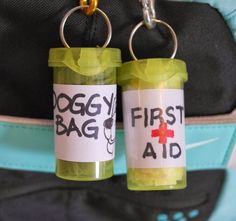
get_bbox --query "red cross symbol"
[151,122,174,144]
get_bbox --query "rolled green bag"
[118,58,188,190]
[48,47,121,181]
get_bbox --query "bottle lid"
[118,58,188,85]
[49,48,121,76]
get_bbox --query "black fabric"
[0,169,225,221]
[0,0,235,120]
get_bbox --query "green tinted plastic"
[118,58,187,90]
[49,47,121,76]
[49,47,121,181]
[118,58,187,191]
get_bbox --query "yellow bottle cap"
[49,47,121,76]
[118,58,188,85]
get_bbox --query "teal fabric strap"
[0,121,235,174]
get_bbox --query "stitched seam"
[0,123,127,132]
[0,123,52,131]
[186,125,235,130]
[222,126,236,165]
[0,124,126,133]
[0,161,54,170]
[225,8,236,20]
[0,162,224,171]
[188,165,225,169]
[0,122,235,132]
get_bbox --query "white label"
[53,84,116,162]
[123,89,186,168]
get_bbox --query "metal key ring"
[129,19,178,60]
[60,5,112,48]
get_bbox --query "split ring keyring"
[129,19,178,60]
[60,5,112,48]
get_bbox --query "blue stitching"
[0,122,235,132]
[0,123,126,133]
[186,125,235,130]
[0,161,54,170]
[225,8,236,20]
[0,123,52,132]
